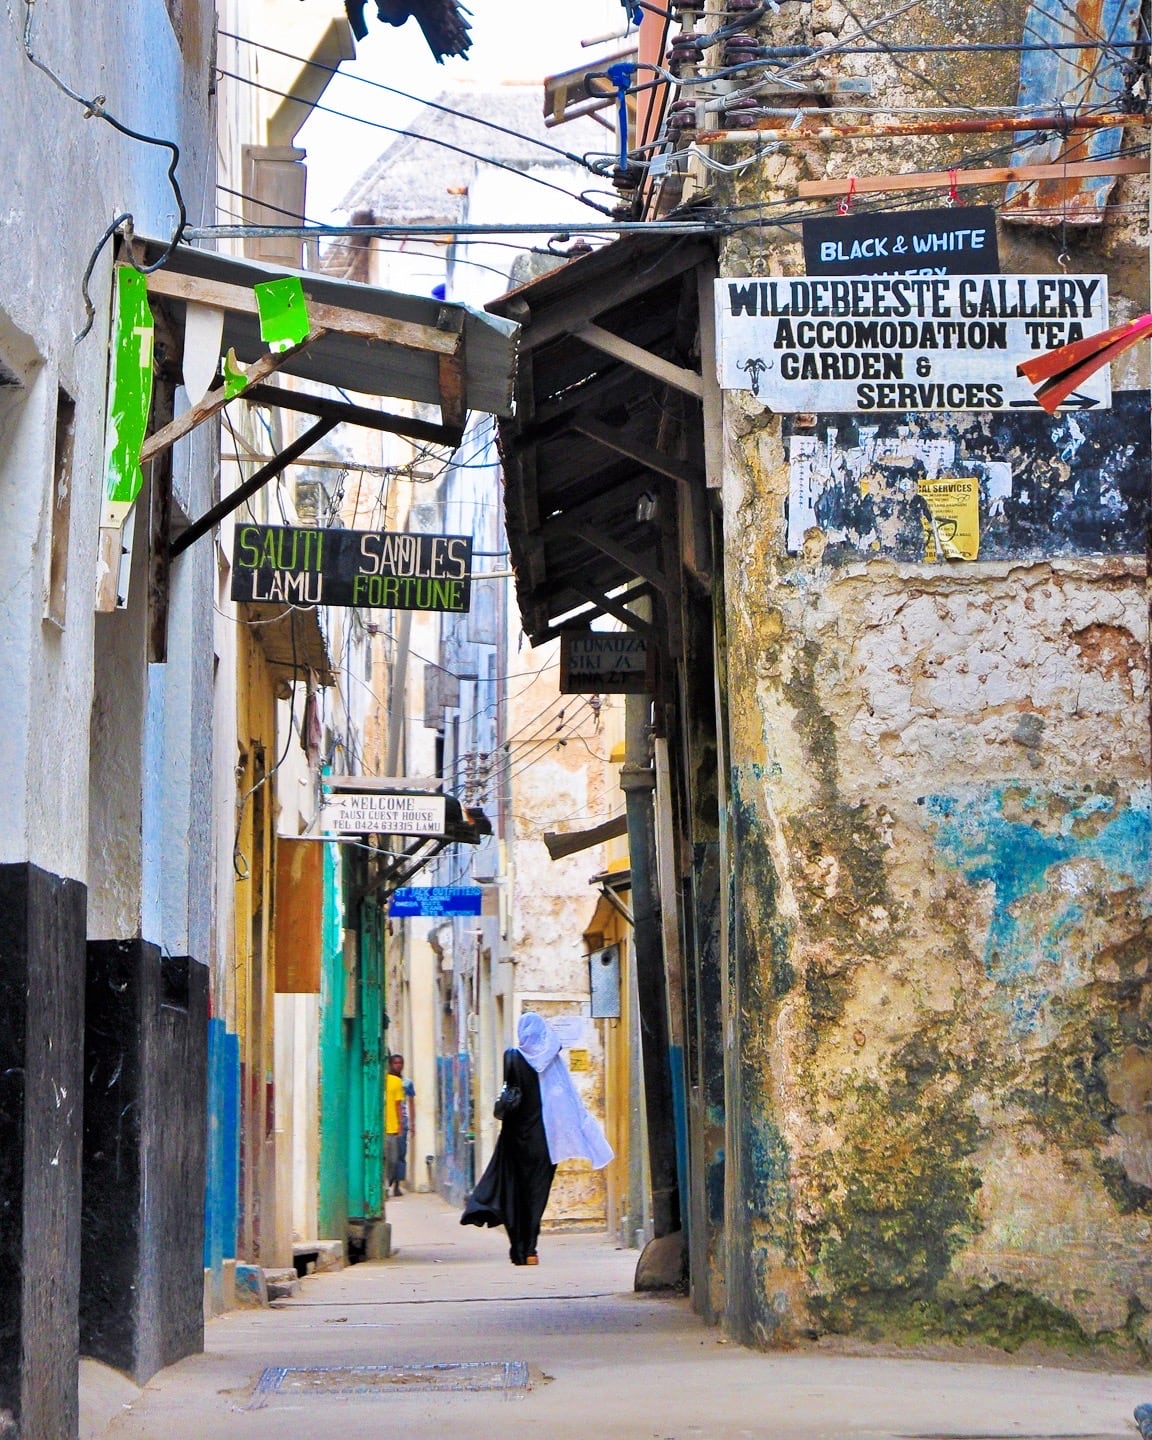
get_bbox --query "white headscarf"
[517,1013,614,1170]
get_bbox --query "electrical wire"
[19,2,187,340]
[219,29,605,176]
[215,68,617,216]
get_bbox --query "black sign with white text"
[803,206,999,278]
[232,525,473,611]
[560,631,653,694]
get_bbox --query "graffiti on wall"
[785,390,1149,561]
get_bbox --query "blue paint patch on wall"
[204,1018,239,1269]
[920,783,1151,1031]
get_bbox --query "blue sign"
[389,886,483,917]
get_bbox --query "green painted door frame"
[318,841,349,1238]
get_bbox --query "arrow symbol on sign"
[1009,392,1099,410]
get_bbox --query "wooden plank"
[566,577,656,637]
[798,155,1146,198]
[575,322,704,399]
[139,328,326,465]
[436,307,467,430]
[544,813,630,860]
[557,518,667,593]
[142,266,461,354]
[275,839,323,992]
[241,383,464,447]
[572,416,702,485]
[514,238,715,351]
[695,258,724,491]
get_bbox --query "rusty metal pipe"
[696,112,1148,144]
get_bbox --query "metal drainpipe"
[622,691,681,1238]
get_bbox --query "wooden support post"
[169,417,337,558]
[435,308,467,433]
[798,155,1148,198]
[139,329,327,466]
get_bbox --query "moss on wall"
[807,1031,985,1333]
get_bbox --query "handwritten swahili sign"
[560,631,652,694]
[715,274,1111,413]
[389,886,483,917]
[803,206,999,278]
[320,790,447,836]
[231,525,473,611]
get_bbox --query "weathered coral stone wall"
[713,0,1152,1354]
[722,492,1151,1348]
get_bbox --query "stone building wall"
[707,0,1152,1354]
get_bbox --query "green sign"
[232,525,473,612]
[254,276,310,352]
[102,267,155,529]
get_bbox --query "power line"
[214,68,615,216]
[218,29,604,176]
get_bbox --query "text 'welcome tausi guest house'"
[714,275,1111,413]
[231,524,474,612]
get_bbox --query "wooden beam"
[695,257,724,492]
[544,813,630,860]
[142,266,462,354]
[436,307,467,431]
[566,578,656,638]
[139,328,327,465]
[538,475,656,537]
[241,383,464,448]
[575,323,704,399]
[798,155,1147,198]
[572,417,703,486]
[555,518,667,593]
[515,238,715,350]
[169,417,338,558]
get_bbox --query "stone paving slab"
[91,1193,1152,1440]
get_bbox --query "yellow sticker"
[917,475,979,561]
[567,1048,591,1072]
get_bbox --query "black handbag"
[494,1083,521,1119]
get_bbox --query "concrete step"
[292,1239,344,1276]
[263,1267,300,1300]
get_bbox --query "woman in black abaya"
[461,1012,613,1266]
[460,1027,554,1265]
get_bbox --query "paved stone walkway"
[83,1192,1152,1440]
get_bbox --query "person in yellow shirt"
[385,1053,414,1197]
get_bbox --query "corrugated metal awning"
[239,602,335,687]
[487,234,716,650]
[135,237,519,418]
[1003,0,1144,225]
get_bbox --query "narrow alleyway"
[82,1194,1150,1440]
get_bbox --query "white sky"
[297,0,625,219]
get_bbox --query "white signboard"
[550,1015,588,1048]
[320,791,447,836]
[715,274,1111,412]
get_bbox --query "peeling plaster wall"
[710,0,1152,1357]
